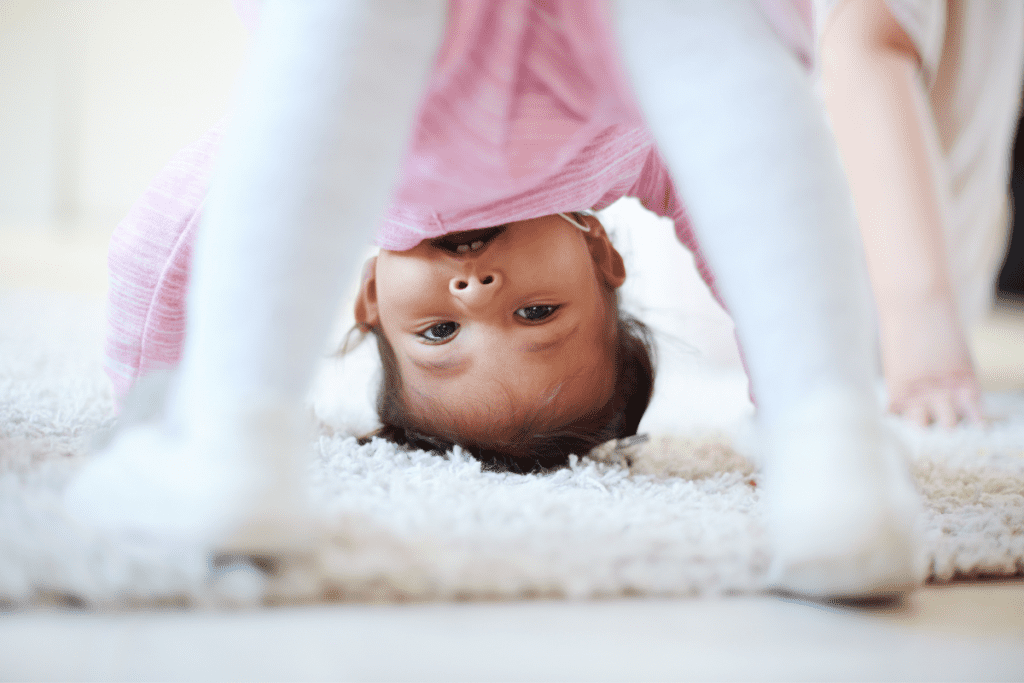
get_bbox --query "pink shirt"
[106,0,811,405]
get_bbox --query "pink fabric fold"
[105,120,226,402]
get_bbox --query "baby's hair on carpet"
[344,307,656,474]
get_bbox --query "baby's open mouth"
[431,226,506,255]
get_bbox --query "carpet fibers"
[2,292,1022,609]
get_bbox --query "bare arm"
[819,0,982,426]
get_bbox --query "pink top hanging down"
[104,0,812,405]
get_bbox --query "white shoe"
[763,390,925,599]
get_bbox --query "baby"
[67,0,921,599]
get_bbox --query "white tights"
[616,0,878,424]
[178,0,445,418]
[616,0,919,595]
[66,0,446,549]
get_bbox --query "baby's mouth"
[431,226,506,255]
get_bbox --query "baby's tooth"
[470,240,484,251]
[456,243,470,253]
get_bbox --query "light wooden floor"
[1,581,1022,682]
[2,228,1022,682]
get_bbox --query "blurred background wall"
[0,0,248,235]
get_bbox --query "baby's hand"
[876,287,986,428]
[887,371,983,428]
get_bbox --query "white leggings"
[173,0,446,423]
[177,0,878,433]
[617,0,877,425]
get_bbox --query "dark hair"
[356,303,656,474]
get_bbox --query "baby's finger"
[899,399,932,428]
[955,385,985,424]
[930,393,959,430]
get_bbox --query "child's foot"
[763,390,924,599]
[64,394,318,555]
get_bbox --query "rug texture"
[2,291,1023,609]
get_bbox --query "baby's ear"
[581,215,626,289]
[354,256,380,327]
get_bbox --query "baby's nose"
[449,271,502,305]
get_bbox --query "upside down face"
[355,213,628,443]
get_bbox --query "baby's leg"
[615,0,921,597]
[65,0,445,546]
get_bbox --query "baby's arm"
[819,0,982,427]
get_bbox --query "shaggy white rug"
[2,286,1023,610]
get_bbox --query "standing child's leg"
[65,0,445,546]
[616,0,921,597]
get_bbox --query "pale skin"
[354,213,627,444]
[819,0,983,427]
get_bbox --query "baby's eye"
[419,321,459,342]
[515,305,559,321]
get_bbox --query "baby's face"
[359,214,625,443]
